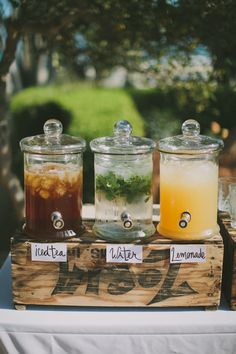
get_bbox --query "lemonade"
[157,159,219,240]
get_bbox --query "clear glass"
[93,153,155,241]
[229,183,236,228]
[157,152,219,240]
[218,177,236,213]
[24,152,83,239]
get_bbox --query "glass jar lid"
[158,119,224,154]
[20,119,86,154]
[90,120,156,155]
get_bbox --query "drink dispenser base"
[90,120,156,242]
[93,223,156,243]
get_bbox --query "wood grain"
[218,212,236,310]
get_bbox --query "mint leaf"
[96,171,152,203]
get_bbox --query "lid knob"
[182,119,200,138]
[44,119,63,140]
[114,120,133,139]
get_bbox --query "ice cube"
[41,176,55,191]
[39,189,50,199]
[55,182,66,197]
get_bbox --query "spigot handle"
[179,211,191,229]
[121,211,133,229]
[51,211,65,230]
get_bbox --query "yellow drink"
[157,159,219,240]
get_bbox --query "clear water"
[94,154,155,241]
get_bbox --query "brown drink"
[24,163,83,239]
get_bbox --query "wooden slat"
[218,212,236,310]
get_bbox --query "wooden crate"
[11,223,223,310]
[218,212,236,310]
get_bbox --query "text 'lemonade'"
[158,159,219,240]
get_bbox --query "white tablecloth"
[0,206,236,354]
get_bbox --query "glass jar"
[90,120,156,242]
[20,119,86,240]
[157,119,224,240]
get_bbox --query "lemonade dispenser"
[90,120,156,241]
[157,119,223,240]
[20,119,86,240]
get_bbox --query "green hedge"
[10,83,144,202]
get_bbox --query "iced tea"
[24,163,83,239]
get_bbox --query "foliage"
[1,0,236,86]
[96,171,152,204]
[206,85,236,130]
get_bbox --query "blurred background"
[1,0,236,263]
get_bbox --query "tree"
[2,1,236,86]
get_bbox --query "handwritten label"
[31,243,67,262]
[106,244,143,263]
[170,245,206,264]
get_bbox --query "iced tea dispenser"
[157,119,223,240]
[20,119,86,240]
[90,120,156,241]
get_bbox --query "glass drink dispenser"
[157,119,223,240]
[20,119,86,240]
[90,120,156,241]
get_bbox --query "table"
[1,206,236,354]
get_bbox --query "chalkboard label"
[170,245,206,264]
[106,244,143,263]
[31,243,67,262]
